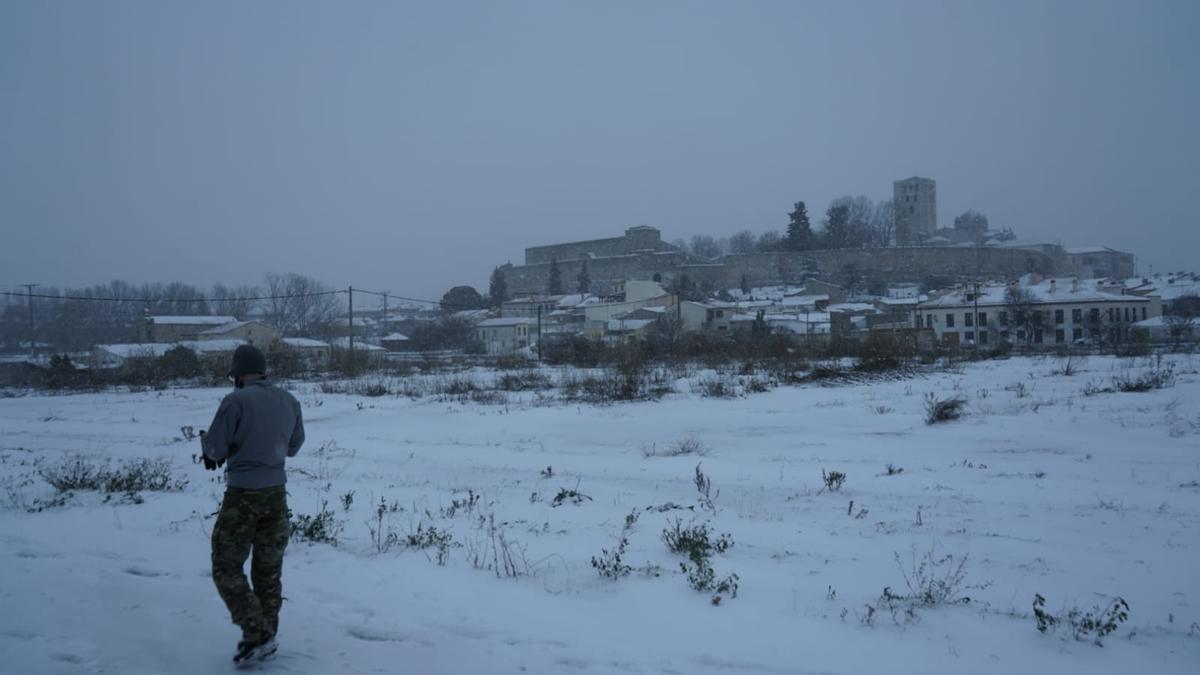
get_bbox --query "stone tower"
[893,176,937,245]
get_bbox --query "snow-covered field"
[2,355,1199,674]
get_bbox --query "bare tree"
[756,231,784,252]
[211,283,261,319]
[1005,286,1038,348]
[870,199,895,247]
[263,273,341,337]
[728,230,756,254]
[828,195,874,248]
[689,235,721,260]
[1165,314,1196,350]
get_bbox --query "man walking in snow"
[200,344,305,666]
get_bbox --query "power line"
[0,289,347,304]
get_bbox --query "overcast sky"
[2,0,1197,305]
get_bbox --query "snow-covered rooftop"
[280,337,329,349]
[920,278,1147,308]
[199,321,250,335]
[148,315,237,326]
[477,318,539,328]
[381,333,410,341]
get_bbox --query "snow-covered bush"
[821,469,847,492]
[39,456,187,495]
[1033,593,1130,646]
[591,510,638,580]
[405,523,455,565]
[642,437,707,458]
[661,517,738,604]
[885,547,984,609]
[289,501,342,546]
[924,393,966,424]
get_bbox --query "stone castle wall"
[504,245,1060,296]
[524,226,675,265]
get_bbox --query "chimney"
[1049,279,1056,294]
[1071,278,1080,293]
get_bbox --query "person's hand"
[198,431,224,470]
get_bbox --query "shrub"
[694,374,737,398]
[496,369,551,392]
[662,518,737,604]
[820,469,847,493]
[289,501,342,546]
[406,523,455,565]
[643,437,707,458]
[924,393,966,424]
[159,346,202,380]
[591,510,639,580]
[661,518,732,562]
[39,456,187,495]
[550,487,592,507]
[1113,365,1176,392]
[1033,593,1130,646]
[887,547,984,608]
[681,555,740,604]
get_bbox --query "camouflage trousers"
[211,485,288,642]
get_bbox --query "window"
[999,311,1008,326]
[1054,309,1064,324]
[978,312,987,326]
[1124,307,1131,322]
[1090,308,1100,322]
[965,331,975,342]
[965,312,973,327]
[1142,307,1147,320]
[1072,308,1082,323]
[926,315,933,329]
[1034,329,1044,344]
[1073,328,1083,341]
[946,313,955,328]
[1108,308,1115,321]
[1055,329,1065,344]
[979,331,989,345]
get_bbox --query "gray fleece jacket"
[202,379,305,489]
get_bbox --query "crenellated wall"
[503,245,1061,296]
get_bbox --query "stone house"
[145,316,237,342]
[197,321,280,345]
[474,318,539,356]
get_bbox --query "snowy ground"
[2,354,1199,674]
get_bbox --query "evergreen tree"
[547,259,564,295]
[439,285,484,313]
[740,273,751,295]
[577,259,591,294]
[785,201,812,251]
[824,205,850,249]
[488,267,509,308]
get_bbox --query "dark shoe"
[233,636,277,666]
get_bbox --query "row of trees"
[672,196,897,260]
[0,273,342,351]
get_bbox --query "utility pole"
[347,286,354,371]
[536,305,542,362]
[20,284,38,360]
[382,292,388,332]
